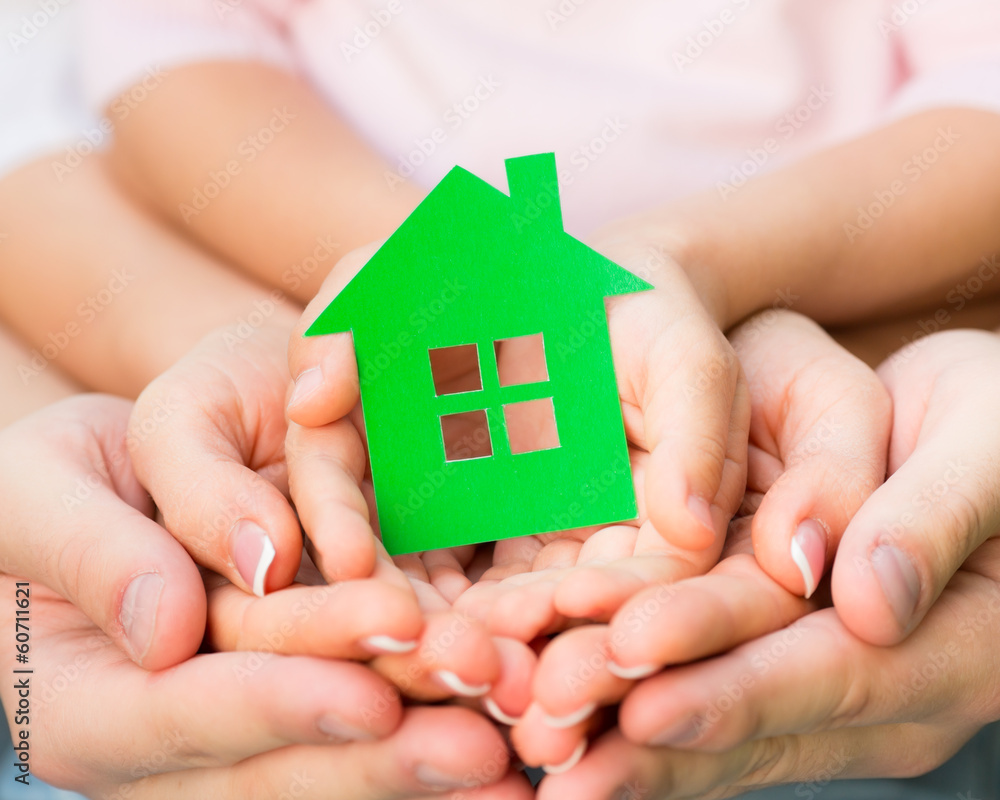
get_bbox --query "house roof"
[306,153,653,339]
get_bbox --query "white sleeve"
[79,0,299,113]
[884,0,1000,119]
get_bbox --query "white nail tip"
[362,635,419,654]
[483,697,522,726]
[543,701,597,729]
[607,661,659,680]
[790,537,817,599]
[543,740,587,775]
[253,536,276,598]
[434,670,491,697]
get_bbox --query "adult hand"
[0,396,526,799]
[506,310,890,770]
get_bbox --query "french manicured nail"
[871,543,920,629]
[289,367,323,409]
[415,764,467,790]
[231,520,276,597]
[483,697,522,726]
[649,716,702,747]
[543,701,597,729]
[318,713,376,742]
[433,670,491,697]
[791,519,827,599]
[120,572,164,663]
[361,635,419,655]
[607,661,659,680]
[542,740,587,775]
[687,495,715,536]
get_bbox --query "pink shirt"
[81,0,1000,234]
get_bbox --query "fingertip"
[286,331,361,426]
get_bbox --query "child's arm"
[601,108,1000,328]
[106,60,424,304]
[0,154,300,397]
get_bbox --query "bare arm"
[0,154,299,398]
[106,60,424,304]
[600,108,1000,328]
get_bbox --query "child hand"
[506,309,891,770]
[126,320,519,702]
[286,237,750,636]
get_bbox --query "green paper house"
[306,153,652,554]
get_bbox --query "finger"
[731,311,891,599]
[30,644,405,781]
[129,706,511,800]
[609,286,749,551]
[372,612,501,701]
[0,396,205,669]
[552,523,716,621]
[206,576,423,660]
[535,724,943,800]
[606,554,812,677]
[482,637,538,726]
[128,335,302,597]
[619,564,1000,753]
[287,243,379,425]
[833,333,1000,644]
[286,418,379,581]
[511,701,591,774]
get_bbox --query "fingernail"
[433,670,491,697]
[318,713,376,743]
[289,366,323,409]
[607,661,659,680]
[231,520,276,597]
[415,764,467,790]
[361,635,419,655]
[543,701,597,729]
[649,715,702,747]
[120,572,164,663]
[871,543,920,629]
[483,696,522,726]
[791,519,827,599]
[687,495,715,537]
[542,739,587,775]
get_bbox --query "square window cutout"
[494,333,548,387]
[429,344,482,396]
[503,398,560,455]
[441,410,493,462]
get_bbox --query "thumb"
[287,242,380,426]
[0,395,206,669]
[733,312,892,599]
[834,331,1000,644]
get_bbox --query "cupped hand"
[832,328,1000,644]
[286,235,751,639]
[537,534,1000,799]
[507,309,890,769]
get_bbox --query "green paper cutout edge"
[306,152,653,555]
